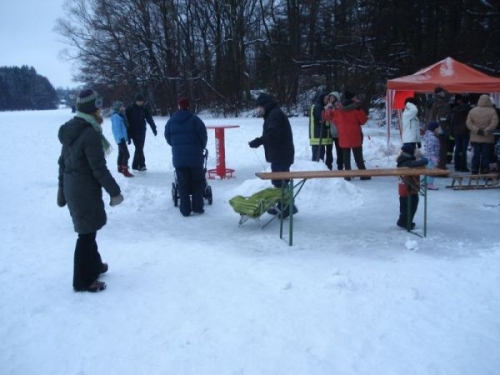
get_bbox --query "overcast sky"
[0,0,79,88]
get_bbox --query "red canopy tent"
[385,57,500,145]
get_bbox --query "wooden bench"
[447,173,500,190]
[256,168,449,246]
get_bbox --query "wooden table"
[256,168,450,246]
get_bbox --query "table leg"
[215,128,226,178]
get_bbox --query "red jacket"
[332,105,367,148]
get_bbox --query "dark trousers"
[311,145,334,170]
[471,142,492,174]
[438,134,449,169]
[342,147,366,170]
[454,134,470,171]
[176,166,206,216]
[398,195,419,228]
[332,138,344,170]
[73,231,103,290]
[132,138,146,170]
[270,163,291,188]
[270,162,297,215]
[117,140,131,167]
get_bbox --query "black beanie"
[343,90,356,101]
[401,144,415,156]
[134,93,145,101]
[76,89,102,114]
[256,93,274,107]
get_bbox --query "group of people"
[109,93,158,178]
[57,90,206,293]
[308,90,371,180]
[57,86,499,292]
[397,86,499,229]
[402,87,499,177]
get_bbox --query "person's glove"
[152,127,158,136]
[110,194,124,207]
[248,137,262,148]
[477,129,485,136]
[57,187,66,207]
[127,138,132,145]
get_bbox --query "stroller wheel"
[172,182,179,207]
[205,185,213,205]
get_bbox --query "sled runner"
[229,187,289,227]
[446,172,500,190]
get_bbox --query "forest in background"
[0,66,59,111]
[6,1,500,115]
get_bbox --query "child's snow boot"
[121,166,134,177]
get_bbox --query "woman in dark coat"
[57,89,123,292]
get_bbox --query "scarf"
[75,111,113,156]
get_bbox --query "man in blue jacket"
[165,97,208,216]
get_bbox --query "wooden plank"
[256,168,449,180]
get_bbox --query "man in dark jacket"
[125,93,158,171]
[249,93,296,216]
[427,87,452,169]
[165,97,208,217]
[450,94,471,172]
[57,89,123,292]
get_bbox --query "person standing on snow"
[57,89,124,292]
[125,93,157,171]
[248,93,297,216]
[323,91,344,170]
[332,90,370,180]
[466,94,499,174]
[165,97,208,217]
[110,101,134,177]
[396,144,428,230]
[401,97,421,149]
[309,91,333,169]
[426,87,452,169]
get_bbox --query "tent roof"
[386,57,500,93]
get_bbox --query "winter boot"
[121,166,134,177]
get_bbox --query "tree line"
[0,66,59,111]
[56,0,500,116]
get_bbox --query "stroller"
[171,148,213,206]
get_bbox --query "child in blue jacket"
[111,101,134,177]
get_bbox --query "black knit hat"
[134,93,145,101]
[76,89,102,114]
[343,90,356,101]
[256,93,274,107]
[401,144,415,155]
[428,121,440,132]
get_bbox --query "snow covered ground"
[1,108,499,375]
